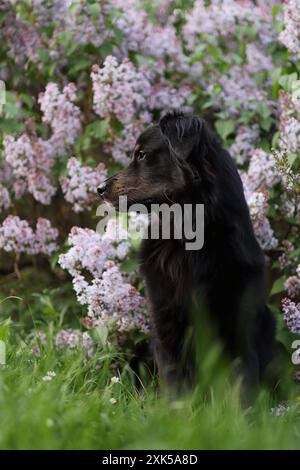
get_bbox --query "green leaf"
[270,276,286,296]
[288,153,298,166]
[271,131,280,148]
[0,318,11,342]
[92,326,108,348]
[256,103,271,119]
[278,73,298,92]
[215,120,235,141]
[69,58,92,75]
[87,120,110,140]
[87,3,101,17]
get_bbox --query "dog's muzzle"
[97,182,107,196]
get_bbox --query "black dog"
[98,112,276,392]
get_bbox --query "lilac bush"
[0,0,299,368]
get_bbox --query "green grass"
[1,273,300,450]
[0,331,300,450]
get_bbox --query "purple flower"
[282,298,300,334]
[0,216,58,255]
[60,158,107,212]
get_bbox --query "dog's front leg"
[148,298,190,392]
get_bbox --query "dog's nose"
[97,183,107,196]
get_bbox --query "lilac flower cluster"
[73,261,147,334]
[284,276,300,298]
[58,223,147,335]
[91,57,152,125]
[246,149,281,191]
[58,225,129,278]
[0,216,58,256]
[33,329,94,358]
[112,0,188,73]
[4,82,81,205]
[0,0,67,66]
[55,329,94,357]
[91,55,190,165]
[242,179,278,251]
[60,158,107,212]
[66,1,111,49]
[279,240,296,270]
[38,83,82,156]
[279,91,300,155]
[214,65,275,117]
[279,0,300,60]
[282,298,300,334]
[229,125,260,164]
[183,0,278,50]
[3,134,56,205]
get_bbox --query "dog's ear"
[159,112,204,160]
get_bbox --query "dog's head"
[98,112,218,209]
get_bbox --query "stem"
[14,252,21,279]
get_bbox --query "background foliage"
[0,0,300,449]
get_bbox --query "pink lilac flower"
[245,149,281,191]
[59,223,148,334]
[216,65,274,117]
[58,224,129,279]
[73,260,148,334]
[279,91,300,154]
[66,1,111,48]
[1,1,68,65]
[147,83,191,111]
[60,158,107,212]
[282,298,300,334]
[55,329,94,357]
[91,57,152,125]
[279,240,295,270]
[229,125,260,164]
[4,82,82,205]
[246,44,274,73]
[4,134,56,204]
[284,276,300,298]
[241,176,278,250]
[1,10,43,65]
[38,83,82,156]
[183,0,277,51]
[32,218,59,256]
[279,0,300,60]
[280,192,300,218]
[0,216,58,255]
[104,119,151,166]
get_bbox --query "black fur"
[100,112,276,393]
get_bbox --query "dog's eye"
[137,151,147,161]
